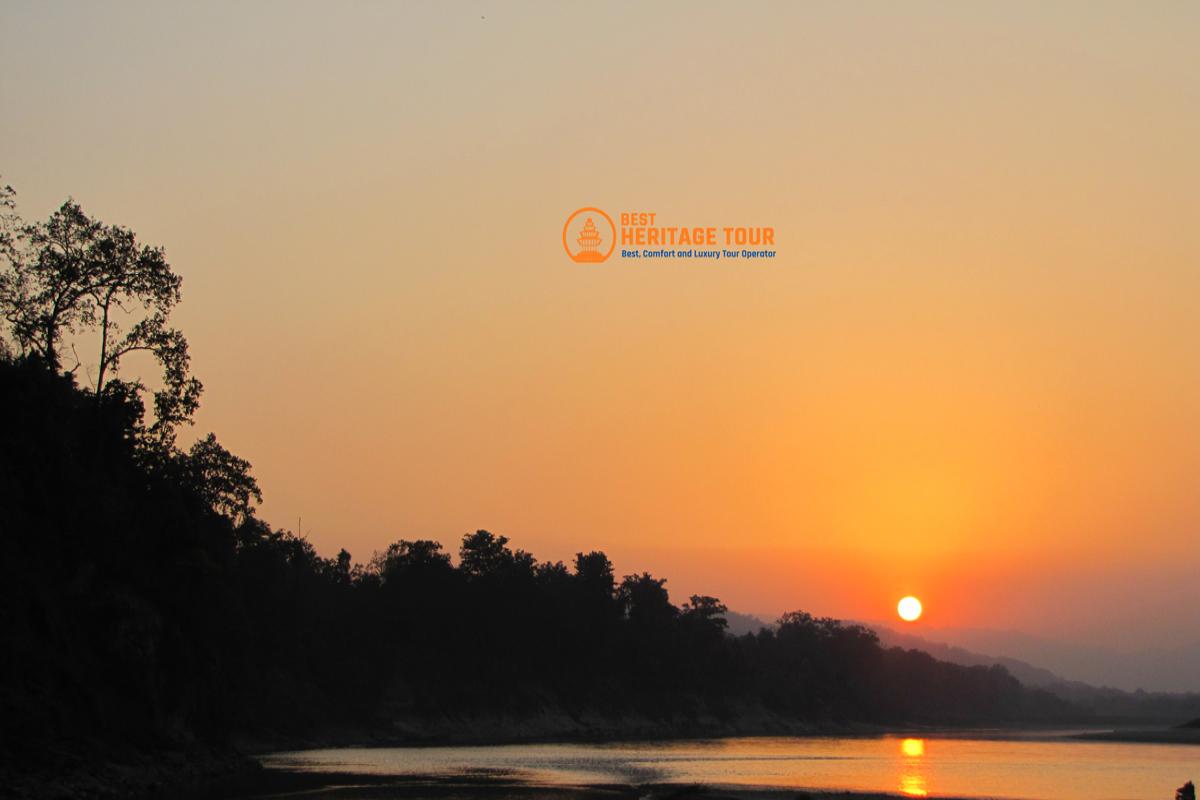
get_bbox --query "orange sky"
[2,1,1197,649]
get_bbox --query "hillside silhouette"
[871,624,1200,722]
[1,183,1195,793]
[0,353,1075,742]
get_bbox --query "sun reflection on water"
[899,738,927,797]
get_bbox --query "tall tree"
[0,196,202,447]
[0,180,20,361]
[179,433,263,523]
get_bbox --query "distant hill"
[868,624,1200,694]
[870,623,1063,688]
[722,614,1200,722]
[951,628,1200,695]
[864,621,1200,723]
[725,610,774,637]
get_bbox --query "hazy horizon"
[3,1,1197,658]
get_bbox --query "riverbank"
[0,718,903,800]
[233,707,1083,755]
[1072,726,1200,744]
[13,717,1195,800]
[235,713,887,754]
[2,745,257,800]
[209,771,977,800]
[229,732,1198,800]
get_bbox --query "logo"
[563,207,616,263]
[562,207,778,264]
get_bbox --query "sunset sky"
[2,1,1197,651]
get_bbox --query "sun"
[897,595,923,622]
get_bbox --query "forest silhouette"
[1,183,1197,787]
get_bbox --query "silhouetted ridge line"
[3,181,1196,795]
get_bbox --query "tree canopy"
[6,178,1195,790]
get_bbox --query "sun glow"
[899,738,928,796]
[897,596,923,622]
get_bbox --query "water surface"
[263,733,1198,799]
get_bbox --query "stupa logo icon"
[562,207,616,263]
[576,218,603,260]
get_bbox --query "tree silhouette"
[574,551,615,594]
[9,177,1199,798]
[179,432,263,522]
[681,595,729,629]
[0,193,201,451]
[618,572,676,627]
[459,529,534,579]
[371,538,453,578]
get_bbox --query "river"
[260,732,1197,799]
